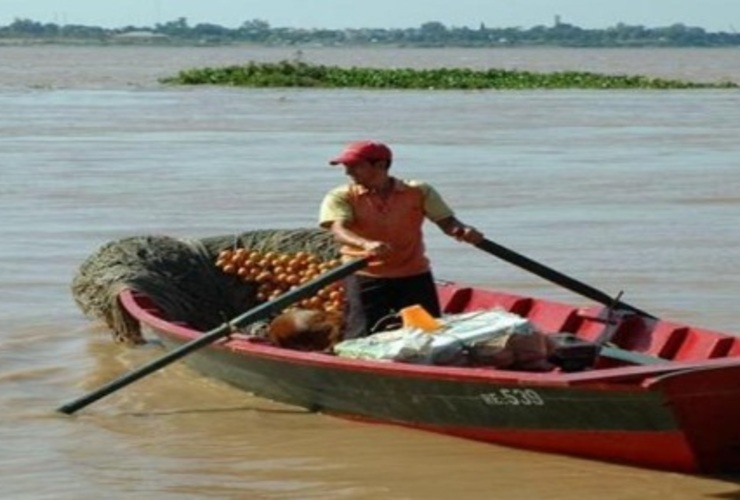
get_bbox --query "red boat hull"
[119,283,740,474]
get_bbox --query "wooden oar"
[57,257,369,415]
[475,238,654,318]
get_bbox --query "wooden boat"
[118,277,740,474]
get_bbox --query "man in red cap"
[320,140,483,339]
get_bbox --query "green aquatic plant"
[160,61,738,90]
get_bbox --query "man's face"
[343,159,379,186]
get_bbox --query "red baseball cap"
[329,140,392,166]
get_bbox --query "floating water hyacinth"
[160,60,738,89]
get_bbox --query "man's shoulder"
[324,184,352,197]
[400,178,425,186]
[399,178,434,193]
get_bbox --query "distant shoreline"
[3,18,740,49]
[3,38,740,49]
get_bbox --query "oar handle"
[475,238,654,319]
[58,257,369,415]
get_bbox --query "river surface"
[1,45,740,499]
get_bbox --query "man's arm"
[435,216,484,244]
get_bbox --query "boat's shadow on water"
[123,405,314,417]
[117,403,740,493]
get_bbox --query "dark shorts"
[342,271,441,339]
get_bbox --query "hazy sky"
[2,0,739,32]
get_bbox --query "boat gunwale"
[120,288,740,389]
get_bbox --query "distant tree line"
[2,17,739,47]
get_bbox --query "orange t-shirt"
[319,178,454,277]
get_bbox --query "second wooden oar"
[475,238,654,318]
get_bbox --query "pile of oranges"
[215,247,345,312]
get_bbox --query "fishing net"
[71,228,338,345]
